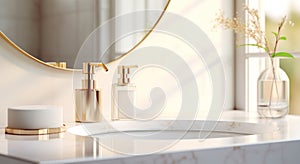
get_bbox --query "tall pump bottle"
[75,62,108,122]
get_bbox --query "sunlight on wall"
[137,32,212,119]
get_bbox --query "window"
[265,0,300,52]
[236,0,300,115]
[265,0,300,115]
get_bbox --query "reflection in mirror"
[0,0,169,68]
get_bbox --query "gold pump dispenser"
[75,62,108,122]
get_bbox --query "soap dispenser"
[75,62,108,122]
[111,65,138,120]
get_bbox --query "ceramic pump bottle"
[111,65,138,120]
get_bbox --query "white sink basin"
[67,120,275,154]
[68,120,273,139]
[91,130,247,140]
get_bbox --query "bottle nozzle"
[82,62,108,90]
[118,65,138,85]
[83,62,108,74]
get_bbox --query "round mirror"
[0,0,170,69]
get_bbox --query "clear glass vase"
[257,58,289,118]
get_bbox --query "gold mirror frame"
[0,0,171,71]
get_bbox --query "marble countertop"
[1,111,300,164]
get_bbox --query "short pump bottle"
[75,62,108,122]
[111,65,138,120]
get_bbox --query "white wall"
[156,0,234,111]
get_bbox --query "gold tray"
[5,124,66,135]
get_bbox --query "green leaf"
[279,36,287,40]
[239,44,267,52]
[272,32,278,38]
[272,52,294,58]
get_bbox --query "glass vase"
[257,58,289,118]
